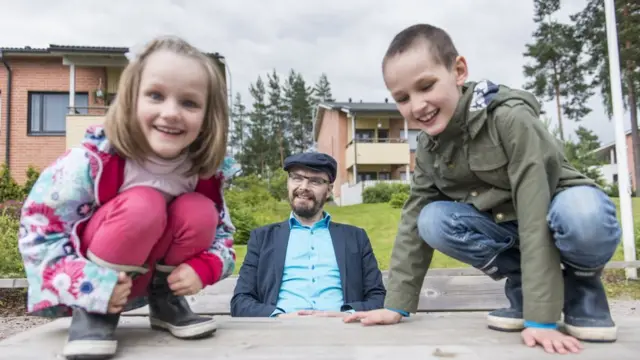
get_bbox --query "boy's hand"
[343,309,403,325]
[107,272,132,313]
[521,328,583,354]
[167,264,203,296]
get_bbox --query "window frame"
[27,91,89,136]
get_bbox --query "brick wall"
[0,57,106,183]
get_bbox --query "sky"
[0,0,631,146]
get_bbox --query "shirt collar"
[289,211,331,229]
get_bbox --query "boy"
[344,23,621,355]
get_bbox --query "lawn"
[233,198,639,273]
[232,198,640,299]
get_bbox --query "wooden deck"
[2,313,639,359]
[2,265,639,359]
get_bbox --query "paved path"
[1,313,638,359]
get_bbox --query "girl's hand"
[521,327,583,354]
[107,272,132,313]
[167,264,203,296]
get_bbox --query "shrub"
[0,164,25,203]
[0,214,23,277]
[363,182,410,203]
[0,200,22,220]
[225,181,281,245]
[389,192,409,208]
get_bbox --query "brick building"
[0,45,226,183]
[313,101,421,205]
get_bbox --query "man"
[230,152,386,317]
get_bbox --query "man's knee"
[549,186,621,268]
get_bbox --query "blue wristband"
[524,320,558,329]
[386,308,410,317]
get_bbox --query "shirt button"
[311,246,315,250]
[496,213,504,221]
[311,265,315,270]
[312,278,316,283]
[471,191,478,197]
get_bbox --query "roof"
[313,101,401,140]
[0,44,224,59]
[591,128,637,154]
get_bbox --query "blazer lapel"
[272,221,291,292]
[330,223,347,294]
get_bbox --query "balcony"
[65,106,108,150]
[345,138,410,169]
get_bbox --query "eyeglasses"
[288,172,330,187]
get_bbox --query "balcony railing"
[65,106,110,150]
[345,138,410,168]
[347,137,408,146]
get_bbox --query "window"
[407,130,421,150]
[355,129,375,142]
[28,92,89,135]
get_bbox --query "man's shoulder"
[252,220,288,235]
[329,221,366,235]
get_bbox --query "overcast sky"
[0,0,631,146]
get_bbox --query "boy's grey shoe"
[562,264,617,342]
[63,308,120,360]
[483,248,525,332]
[147,264,217,339]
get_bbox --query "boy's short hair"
[104,35,228,179]
[383,23,459,70]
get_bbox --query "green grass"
[231,198,640,299]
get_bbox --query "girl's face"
[136,50,208,160]
[383,42,467,136]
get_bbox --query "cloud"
[0,0,626,144]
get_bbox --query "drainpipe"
[0,50,11,168]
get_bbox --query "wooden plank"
[124,275,507,316]
[3,260,639,289]
[2,314,639,359]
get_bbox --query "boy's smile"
[383,41,468,137]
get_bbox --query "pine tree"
[243,76,271,176]
[266,69,290,168]
[564,126,606,186]
[229,92,247,167]
[313,73,335,103]
[571,0,640,191]
[522,0,593,141]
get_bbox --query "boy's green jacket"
[384,80,597,324]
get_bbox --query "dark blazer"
[230,220,386,317]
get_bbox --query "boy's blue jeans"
[416,185,621,331]
[417,185,620,275]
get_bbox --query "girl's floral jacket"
[18,125,239,318]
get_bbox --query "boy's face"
[384,41,468,136]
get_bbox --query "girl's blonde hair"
[104,35,228,178]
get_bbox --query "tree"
[522,0,593,141]
[243,76,272,176]
[313,73,335,103]
[229,92,247,168]
[571,0,640,192]
[266,69,290,168]
[563,126,606,186]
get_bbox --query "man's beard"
[290,190,326,219]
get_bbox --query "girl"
[18,35,239,359]
[344,23,621,355]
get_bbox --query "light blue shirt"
[271,212,351,316]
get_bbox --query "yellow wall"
[345,142,410,168]
[106,67,123,94]
[66,115,105,150]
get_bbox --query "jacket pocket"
[468,145,511,189]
